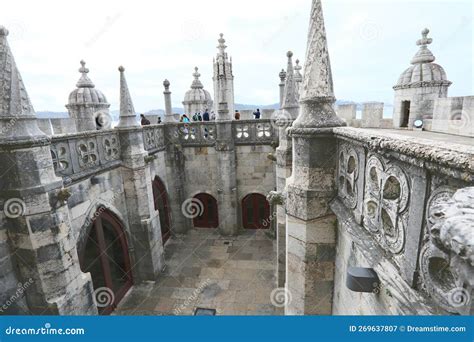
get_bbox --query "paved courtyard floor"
[114,228,282,315]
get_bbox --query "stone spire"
[0,26,44,140]
[411,28,435,64]
[292,0,345,128]
[213,33,235,116]
[282,51,299,116]
[163,79,174,123]
[116,66,139,128]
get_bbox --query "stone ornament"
[419,186,473,314]
[337,144,359,209]
[102,134,120,161]
[363,155,409,254]
[76,138,99,169]
[50,142,72,174]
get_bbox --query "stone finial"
[294,59,303,83]
[163,79,170,90]
[411,28,436,64]
[76,60,95,88]
[116,65,139,128]
[0,26,9,36]
[191,67,204,89]
[217,33,227,55]
[279,69,287,82]
[292,0,345,128]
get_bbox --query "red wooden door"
[193,193,219,228]
[242,193,270,229]
[79,209,133,315]
[152,177,172,244]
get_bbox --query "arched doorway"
[242,193,270,229]
[193,193,219,228]
[152,176,171,244]
[79,208,133,315]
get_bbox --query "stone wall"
[331,127,473,315]
[431,96,474,137]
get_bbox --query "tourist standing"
[182,114,190,123]
[210,111,216,120]
[234,110,241,120]
[203,110,210,121]
[253,109,261,119]
[140,114,151,126]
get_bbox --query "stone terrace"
[114,229,282,316]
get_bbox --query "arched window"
[193,193,219,228]
[152,176,171,244]
[242,193,270,229]
[79,208,133,315]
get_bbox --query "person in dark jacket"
[234,110,241,120]
[203,110,210,121]
[253,108,261,119]
[197,112,203,121]
[140,114,151,125]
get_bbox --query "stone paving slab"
[114,228,283,316]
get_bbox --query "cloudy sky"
[1,0,472,112]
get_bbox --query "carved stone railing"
[50,129,121,182]
[332,127,473,315]
[233,119,277,145]
[171,122,217,147]
[142,124,166,152]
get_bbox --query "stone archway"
[242,193,270,229]
[79,208,133,315]
[192,193,219,228]
[152,176,172,244]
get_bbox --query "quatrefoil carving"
[363,155,409,254]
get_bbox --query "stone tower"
[0,26,96,314]
[285,0,345,315]
[66,60,110,132]
[182,67,213,115]
[392,28,451,128]
[212,34,235,117]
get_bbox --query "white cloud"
[1,0,472,112]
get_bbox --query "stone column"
[0,26,95,314]
[275,51,300,288]
[215,90,238,235]
[115,66,164,280]
[163,79,174,123]
[285,0,346,315]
